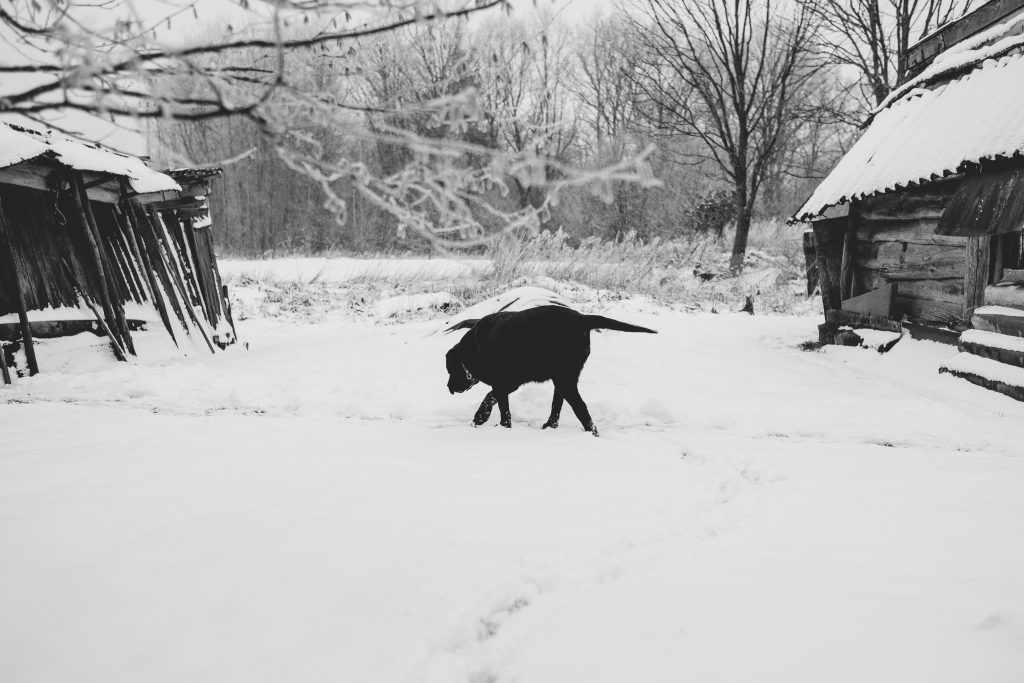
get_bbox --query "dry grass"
[223,219,814,321]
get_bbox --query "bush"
[686,188,735,236]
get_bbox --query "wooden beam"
[0,342,10,384]
[0,319,147,341]
[826,309,903,333]
[813,217,847,342]
[70,172,128,361]
[964,235,991,319]
[802,230,818,295]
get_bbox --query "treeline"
[149,0,964,258]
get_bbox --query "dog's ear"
[443,318,480,334]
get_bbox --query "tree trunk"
[730,183,751,273]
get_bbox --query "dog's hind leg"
[473,391,498,426]
[542,388,563,429]
[496,392,512,428]
[556,381,598,436]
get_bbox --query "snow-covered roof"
[0,121,180,195]
[793,8,1024,222]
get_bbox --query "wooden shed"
[0,122,236,383]
[794,0,1024,400]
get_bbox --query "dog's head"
[445,345,478,394]
[443,318,480,395]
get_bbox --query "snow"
[941,351,1024,386]
[3,286,1024,683]
[960,328,1024,353]
[974,305,1024,318]
[219,257,490,284]
[374,292,456,318]
[848,327,903,351]
[793,49,1024,221]
[433,286,572,333]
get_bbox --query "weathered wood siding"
[849,182,969,327]
[0,179,231,345]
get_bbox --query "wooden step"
[939,352,1024,402]
[958,329,1024,369]
[971,305,1024,338]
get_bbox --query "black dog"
[444,305,656,436]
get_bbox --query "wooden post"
[119,188,178,347]
[964,235,991,320]
[812,217,847,342]
[802,230,818,296]
[0,198,39,375]
[147,208,216,353]
[0,342,11,384]
[71,173,134,358]
[840,226,857,300]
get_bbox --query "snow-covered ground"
[3,284,1024,683]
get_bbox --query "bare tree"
[0,0,656,249]
[802,0,974,108]
[631,0,821,271]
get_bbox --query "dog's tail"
[583,315,657,334]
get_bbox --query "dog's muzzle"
[449,362,479,394]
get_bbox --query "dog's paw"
[499,420,512,428]
[542,419,559,429]
[586,423,600,437]
[472,415,489,426]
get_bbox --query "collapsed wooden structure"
[0,122,235,383]
[794,0,1024,400]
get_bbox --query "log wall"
[849,182,970,328]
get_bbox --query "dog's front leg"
[496,392,512,428]
[472,391,498,426]
[542,389,563,429]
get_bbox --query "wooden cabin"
[794,0,1024,400]
[0,122,236,383]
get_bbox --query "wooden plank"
[964,235,991,319]
[854,218,966,247]
[0,197,39,375]
[859,272,964,304]
[959,338,1024,369]
[939,366,1024,402]
[864,264,964,280]
[841,226,856,300]
[803,230,818,295]
[0,319,146,341]
[121,192,178,346]
[813,218,846,313]
[0,342,10,384]
[826,308,902,333]
[856,196,949,222]
[842,284,896,317]
[855,240,965,270]
[983,283,1024,309]
[904,322,960,345]
[998,268,1024,284]
[70,172,128,361]
[972,311,1024,338]
[897,296,965,326]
